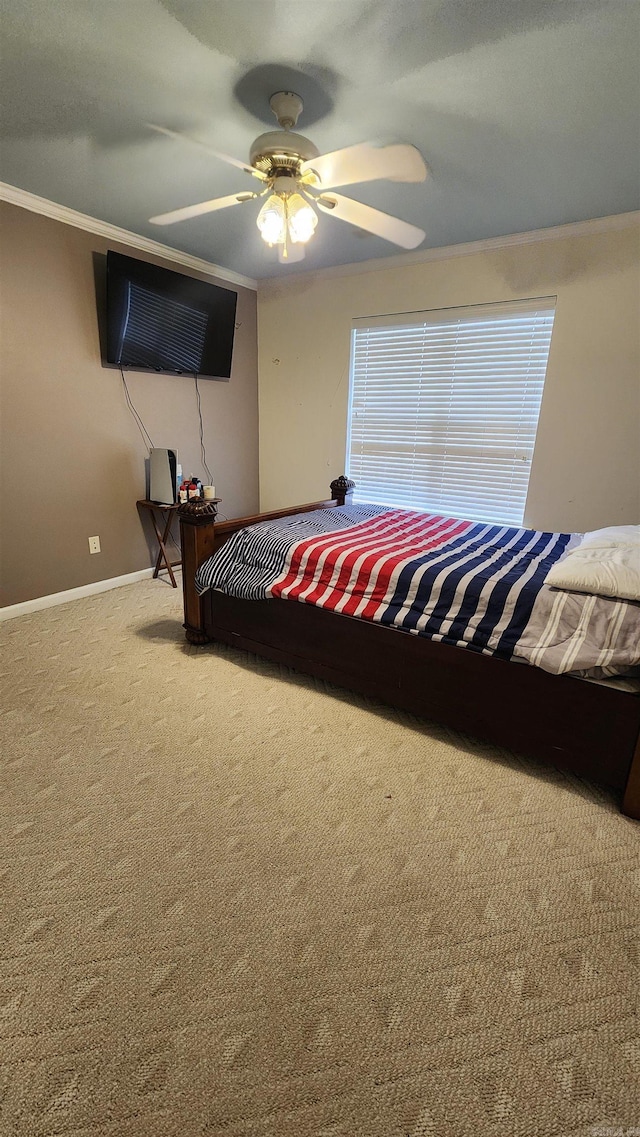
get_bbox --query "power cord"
[194,374,214,484]
[120,366,154,450]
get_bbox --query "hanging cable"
[120,366,154,450]
[194,374,214,484]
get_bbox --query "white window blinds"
[347,298,556,526]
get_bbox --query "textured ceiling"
[1,0,639,280]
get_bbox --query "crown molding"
[0,182,258,292]
[3,182,636,291]
[262,209,640,285]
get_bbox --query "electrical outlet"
[88,536,101,554]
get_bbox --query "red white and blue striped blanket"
[195,504,639,677]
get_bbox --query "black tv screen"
[105,252,237,378]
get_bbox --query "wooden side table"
[137,499,183,587]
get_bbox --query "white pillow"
[544,525,640,602]
[578,524,640,550]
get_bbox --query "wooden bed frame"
[178,477,640,820]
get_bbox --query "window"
[346,297,556,526]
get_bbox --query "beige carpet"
[1,578,638,1137]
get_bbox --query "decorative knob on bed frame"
[178,498,219,523]
[330,475,356,506]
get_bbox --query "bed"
[178,477,640,819]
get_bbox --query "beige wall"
[258,221,640,532]
[2,208,638,608]
[0,202,259,607]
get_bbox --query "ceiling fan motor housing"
[250,130,320,176]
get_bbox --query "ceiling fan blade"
[149,191,258,226]
[147,123,267,182]
[301,142,427,189]
[315,193,425,250]
[278,243,305,264]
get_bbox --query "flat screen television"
[105,251,237,378]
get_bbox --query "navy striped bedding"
[195,504,640,677]
[196,502,569,654]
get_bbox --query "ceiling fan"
[148,91,428,263]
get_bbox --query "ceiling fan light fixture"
[256,193,286,245]
[287,193,318,243]
[257,180,318,251]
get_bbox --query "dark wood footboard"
[178,477,640,819]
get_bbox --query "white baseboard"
[0,566,178,621]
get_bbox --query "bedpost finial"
[178,498,218,524]
[330,475,356,505]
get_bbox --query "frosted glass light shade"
[287,194,318,243]
[257,194,286,245]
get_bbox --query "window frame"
[345,296,556,526]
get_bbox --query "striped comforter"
[196,504,640,679]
